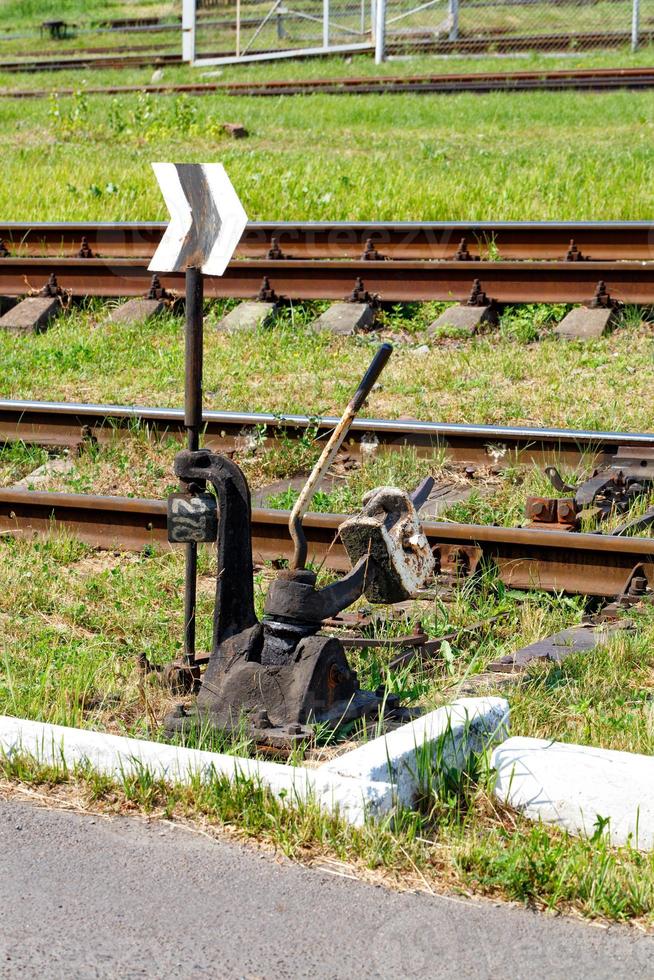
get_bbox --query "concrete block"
[0,296,60,333]
[319,697,510,817]
[492,736,654,849]
[428,304,497,336]
[554,307,615,340]
[12,457,75,489]
[217,301,277,332]
[312,303,376,336]
[107,298,166,325]
[0,696,509,829]
[418,481,477,519]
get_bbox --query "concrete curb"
[492,736,654,849]
[0,697,509,827]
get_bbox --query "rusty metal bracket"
[348,276,380,308]
[525,495,579,530]
[39,273,63,297]
[454,238,479,262]
[361,238,386,261]
[435,543,484,583]
[588,279,619,310]
[466,278,495,309]
[147,273,173,301]
[78,237,94,258]
[266,237,287,260]
[565,239,587,262]
[538,450,654,530]
[257,276,279,302]
[597,562,652,619]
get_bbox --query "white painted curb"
[0,697,508,827]
[492,736,654,849]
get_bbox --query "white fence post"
[182,0,196,62]
[375,0,386,62]
[323,0,330,48]
[632,0,640,51]
[449,0,459,41]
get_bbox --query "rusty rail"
[2,256,654,303]
[0,488,652,597]
[1,220,652,261]
[3,398,654,469]
[7,66,654,100]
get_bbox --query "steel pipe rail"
[2,398,654,469]
[6,67,654,100]
[2,256,654,303]
[2,221,653,261]
[0,488,651,596]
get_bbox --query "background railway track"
[5,66,654,99]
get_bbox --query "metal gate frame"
[183,0,381,66]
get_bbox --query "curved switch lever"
[544,465,577,494]
[289,343,393,571]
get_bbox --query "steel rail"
[3,398,654,469]
[6,66,654,100]
[2,256,654,303]
[0,488,651,596]
[2,220,653,262]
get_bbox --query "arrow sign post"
[150,163,248,672]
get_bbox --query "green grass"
[1,305,654,434]
[2,7,654,916]
[4,528,654,924]
[0,75,653,221]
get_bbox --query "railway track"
[1,487,651,598]
[2,254,653,303]
[3,398,654,470]
[3,398,654,599]
[2,220,652,261]
[5,66,654,100]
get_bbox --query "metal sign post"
[149,163,248,677]
[182,264,203,664]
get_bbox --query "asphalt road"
[1,797,653,979]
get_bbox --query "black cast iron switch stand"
[165,345,436,747]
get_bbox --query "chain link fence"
[186,0,654,64]
[384,0,653,57]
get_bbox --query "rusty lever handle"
[289,343,393,570]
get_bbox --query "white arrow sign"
[148,162,248,277]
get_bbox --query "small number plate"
[167,492,218,543]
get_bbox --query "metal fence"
[184,0,652,65]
